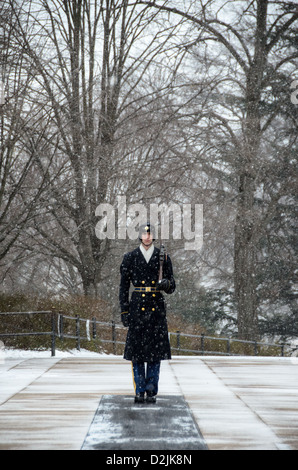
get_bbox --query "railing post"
[112,321,116,355]
[60,314,64,341]
[227,338,231,355]
[201,334,205,355]
[176,330,180,355]
[92,317,97,339]
[254,341,258,356]
[76,315,80,351]
[51,309,56,357]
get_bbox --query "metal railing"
[169,331,289,357]
[56,313,126,355]
[0,310,293,358]
[0,310,57,355]
[0,310,125,356]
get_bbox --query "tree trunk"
[234,0,268,340]
[234,174,258,340]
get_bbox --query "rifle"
[158,243,167,282]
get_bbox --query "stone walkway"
[0,355,297,450]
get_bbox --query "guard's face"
[141,231,153,247]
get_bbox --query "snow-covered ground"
[0,346,102,360]
[0,348,298,450]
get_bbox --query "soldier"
[119,223,175,403]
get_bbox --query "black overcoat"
[119,246,175,363]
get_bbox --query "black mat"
[81,395,208,450]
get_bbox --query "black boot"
[134,392,145,403]
[146,392,156,404]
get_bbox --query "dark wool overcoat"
[119,246,175,363]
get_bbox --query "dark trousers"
[132,361,161,396]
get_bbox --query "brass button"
[142,294,145,297]
[141,307,145,311]
[142,280,145,284]
[152,308,155,311]
[152,281,155,284]
[152,294,156,297]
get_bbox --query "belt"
[134,286,158,293]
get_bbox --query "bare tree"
[140,0,298,339]
[5,0,188,297]
[0,1,52,263]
